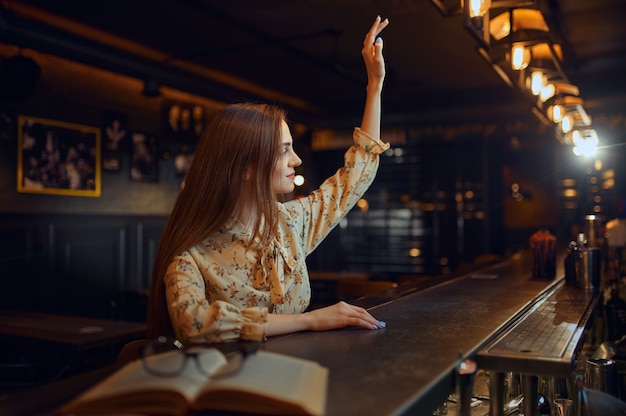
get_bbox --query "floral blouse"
[164,128,389,343]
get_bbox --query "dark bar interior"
[1,1,625,415]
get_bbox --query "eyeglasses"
[141,336,259,378]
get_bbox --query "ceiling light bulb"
[469,0,491,18]
[551,104,564,122]
[573,146,583,156]
[573,136,598,157]
[561,115,573,133]
[539,84,555,102]
[511,44,530,70]
[571,130,583,146]
[587,129,599,146]
[530,71,544,95]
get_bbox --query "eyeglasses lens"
[142,337,186,377]
[193,348,230,377]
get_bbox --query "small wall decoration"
[102,155,122,172]
[17,115,101,197]
[174,144,194,176]
[102,111,128,152]
[102,111,128,172]
[163,100,206,143]
[130,131,158,182]
[162,100,208,176]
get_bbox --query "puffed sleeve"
[288,127,389,254]
[164,252,268,344]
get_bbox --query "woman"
[148,16,390,344]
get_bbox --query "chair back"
[116,339,147,365]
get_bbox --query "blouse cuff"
[353,127,390,154]
[239,307,269,341]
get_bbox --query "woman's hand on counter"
[265,301,386,337]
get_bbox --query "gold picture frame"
[17,115,102,197]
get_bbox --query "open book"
[57,347,328,416]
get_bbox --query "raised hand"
[362,15,389,89]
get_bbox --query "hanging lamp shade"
[490,9,549,41]
[531,43,563,62]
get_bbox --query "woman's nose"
[291,153,302,167]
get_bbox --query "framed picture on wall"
[130,131,158,182]
[17,115,101,197]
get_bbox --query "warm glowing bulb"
[573,136,598,157]
[561,115,573,133]
[539,84,555,102]
[530,71,544,95]
[294,174,305,186]
[511,44,530,70]
[469,0,491,18]
[587,129,599,146]
[357,198,369,212]
[551,104,564,122]
[409,248,421,257]
[571,130,583,146]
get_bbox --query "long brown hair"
[147,103,286,338]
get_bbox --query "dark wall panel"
[0,214,166,319]
[0,220,40,310]
[53,222,127,317]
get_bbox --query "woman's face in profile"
[271,121,302,195]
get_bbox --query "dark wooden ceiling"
[0,0,624,128]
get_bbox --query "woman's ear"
[244,166,252,181]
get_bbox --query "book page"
[58,348,227,414]
[58,348,328,416]
[195,350,328,416]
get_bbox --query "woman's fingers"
[375,17,390,37]
[364,16,380,46]
[340,302,385,330]
[306,301,385,332]
[364,15,389,46]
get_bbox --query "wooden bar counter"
[260,252,573,415]
[1,251,599,416]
